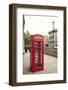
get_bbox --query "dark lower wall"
[44,47,57,57]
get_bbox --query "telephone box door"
[34,42,42,66]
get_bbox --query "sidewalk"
[23,51,57,75]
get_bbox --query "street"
[23,51,57,75]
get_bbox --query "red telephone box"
[30,34,44,72]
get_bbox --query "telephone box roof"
[31,34,43,37]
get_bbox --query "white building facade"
[48,30,57,47]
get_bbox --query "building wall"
[44,36,48,46]
[48,30,57,47]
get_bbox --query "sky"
[24,15,58,36]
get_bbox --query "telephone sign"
[30,34,44,72]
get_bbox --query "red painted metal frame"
[30,34,44,72]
